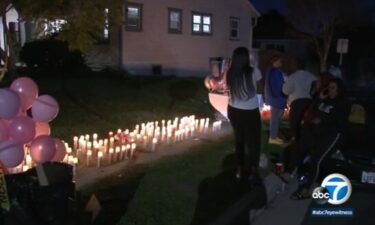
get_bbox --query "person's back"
[283,70,316,105]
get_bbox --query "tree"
[285,0,367,72]
[0,0,123,80]
[253,10,288,39]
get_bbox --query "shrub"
[19,39,88,75]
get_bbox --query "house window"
[168,8,182,33]
[192,12,212,35]
[125,2,142,31]
[230,17,240,40]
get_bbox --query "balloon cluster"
[204,75,227,93]
[204,60,230,94]
[0,77,65,170]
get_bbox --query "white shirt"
[229,67,262,110]
[282,70,317,105]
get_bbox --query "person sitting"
[290,78,351,200]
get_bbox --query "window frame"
[168,8,183,34]
[191,11,213,36]
[125,2,143,32]
[229,16,240,41]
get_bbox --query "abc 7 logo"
[312,187,330,205]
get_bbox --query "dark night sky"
[250,0,288,14]
[250,0,375,14]
[250,0,375,24]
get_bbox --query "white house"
[1,1,261,76]
[87,0,260,76]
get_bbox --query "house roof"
[246,0,261,17]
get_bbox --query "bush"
[19,39,88,75]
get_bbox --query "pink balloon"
[52,138,66,162]
[10,77,39,110]
[9,116,36,144]
[30,135,56,164]
[35,122,51,137]
[0,140,25,168]
[0,88,21,119]
[0,119,9,141]
[31,95,59,122]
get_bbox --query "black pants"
[284,124,318,174]
[228,105,261,172]
[289,98,312,141]
[300,131,342,189]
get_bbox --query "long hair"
[226,47,255,100]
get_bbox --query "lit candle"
[85,134,90,141]
[110,137,115,148]
[167,133,171,144]
[108,148,114,164]
[130,143,136,158]
[151,138,157,151]
[125,144,131,159]
[86,150,92,167]
[104,139,109,152]
[93,133,98,142]
[97,151,103,168]
[143,135,148,149]
[26,154,32,167]
[73,136,78,150]
[121,145,126,160]
[115,146,121,161]
[22,165,30,172]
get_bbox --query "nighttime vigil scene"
[0,0,374,224]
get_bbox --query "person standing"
[282,59,317,143]
[226,47,262,184]
[264,54,287,145]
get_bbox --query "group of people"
[225,47,351,198]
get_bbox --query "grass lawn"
[10,72,287,225]
[33,73,214,142]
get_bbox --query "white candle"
[22,165,30,172]
[121,145,126,160]
[93,133,98,142]
[130,143,136,158]
[26,154,32,167]
[124,144,129,159]
[108,148,114,164]
[73,136,78,150]
[151,138,157,151]
[86,150,92,166]
[143,136,148,149]
[167,133,171,144]
[85,134,90,141]
[110,137,115,148]
[97,151,103,168]
[115,147,121,161]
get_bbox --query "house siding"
[121,0,258,76]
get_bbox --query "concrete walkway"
[252,177,312,225]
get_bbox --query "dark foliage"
[168,79,198,109]
[19,39,88,76]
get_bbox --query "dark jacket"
[316,97,351,134]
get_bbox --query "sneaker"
[268,137,286,145]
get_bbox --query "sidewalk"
[252,176,312,225]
